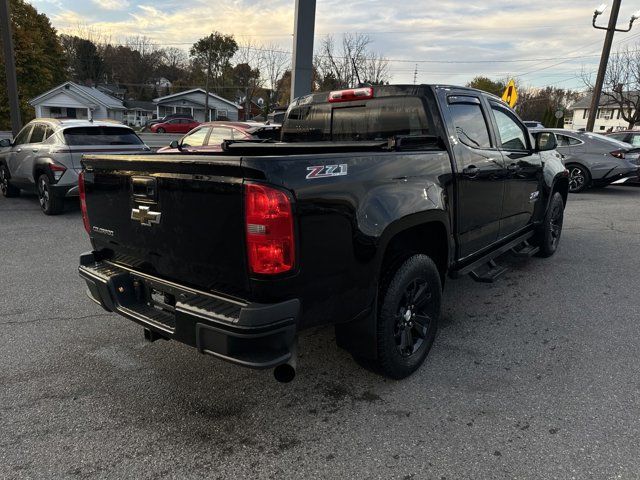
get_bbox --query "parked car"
[0,119,149,214]
[156,121,281,153]
[150,118,200,134]
[607,130,640,148]
[77,85,567,381]
[523,121,544,129]
[532,128,640,193]
[146,113,194,128]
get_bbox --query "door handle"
[16,148,21,153]
[32,148,39,153]
[462,165,480,178]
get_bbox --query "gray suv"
[0,119,149,214]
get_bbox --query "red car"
[150,118,201,134]
[157,121,281,153]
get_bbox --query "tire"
[566,163,591,193]
[375,254,442,379]
[37,174,63,215]
[1,164,20,197]
[533,192,564,258]
[156,127,165,134]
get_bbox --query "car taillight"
[49,162,67,181]
[328,87,374,103]
[610,150,626,159]
[245,182,295,275]
[78,171,90,235]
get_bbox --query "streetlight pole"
[0,0,22,136]
[586,1,639,132]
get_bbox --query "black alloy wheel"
[567,164,590,193]
[37,174,63,215]
[534,191,564,258]
[156,127,166,134]
[376,254,442,379]
[1,165,20,197]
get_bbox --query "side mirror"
[0,138,12,148]
[534,132,557,152]
[169,140,179,149]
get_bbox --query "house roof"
[153,88,241,110]
[569,91,640,110]
[124,100,156,112]
[29,81,125,110]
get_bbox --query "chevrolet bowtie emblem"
[131,205,161,226]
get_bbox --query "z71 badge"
[306,164,348,180]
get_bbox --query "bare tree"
[261,43,290,105]
[315,34,391,89]
[583,45,640,129]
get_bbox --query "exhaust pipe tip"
[273,363,296,383]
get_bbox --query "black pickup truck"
[77,85,568,381]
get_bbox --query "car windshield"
[63,127,144,146]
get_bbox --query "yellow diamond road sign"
[502,80,518,108]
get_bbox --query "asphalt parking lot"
[1,186,639,479]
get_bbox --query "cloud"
[91,0,130,11]
[44,0,640,88]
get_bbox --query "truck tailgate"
[82,155,250,297]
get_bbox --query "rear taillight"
[610,150,626,159]
[49,162,67,181]
[78,171,90,235]
[245,182,295,275]
[328,87,374,103]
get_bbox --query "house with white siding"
[153,89,241,122]
[567,93,638,132]
[29,81,126,121]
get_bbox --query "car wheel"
[1,164,20,197]
[375,254,441,379]
[156,127,165,134]
[534,192,564,258]
[37,174,63,215]
[566,163,591,193]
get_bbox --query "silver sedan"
[532,128,640,193]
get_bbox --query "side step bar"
[450,231,536,283]
[469,260,508,283]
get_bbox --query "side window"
[490,105,529,151]
[232,129,250,140]
[448,100,492,149]
[13,125,33,146]
[29,124,47,143]
[607,133,626,142]
[567,136,582,146]
[181,127,210,147]
[630,134,640,147]
[207,127,233,146]
[556,135,571,147]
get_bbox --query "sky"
[30,0,640,90]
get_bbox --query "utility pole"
[587,0,639,132]
[413,65,418,85]
[0,0,22,136]
[290,0,316,103]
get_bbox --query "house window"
[217,109,228,119]
[582,109,588,119]
[50,107,62,116]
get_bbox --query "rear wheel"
[1,164,20,197]
[156,127,165,134]
[566,163,590,193]
[375,254,441,379]
[37,174,63,215]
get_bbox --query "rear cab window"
[63,127,143,146]
[282,96,431,142]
